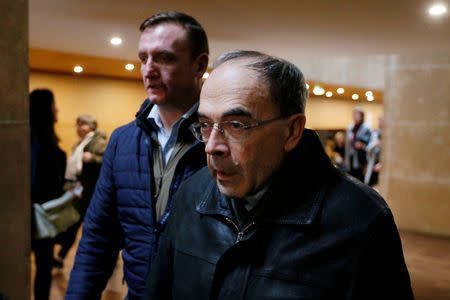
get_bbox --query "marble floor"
[31,228,450,300]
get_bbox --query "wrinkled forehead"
[199,61,275,119]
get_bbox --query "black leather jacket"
[143,129,414,300]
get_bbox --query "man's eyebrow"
[196,108,253,119]
[196,112,208,118]
[222,108,252,118]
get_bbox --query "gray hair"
[77,114,97,130]
[213,50,308,115]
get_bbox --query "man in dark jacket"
[66,12,209,300]
[143,50,414,299]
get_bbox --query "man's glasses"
[189,116,284,143]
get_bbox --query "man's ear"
[195,53,209,80]
[284,113,306,152]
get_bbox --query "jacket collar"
[135,98,200,142]
[196,178,234,220]
[195,129,339,226]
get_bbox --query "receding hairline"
[208,58,271,92]
[211,56,268,82]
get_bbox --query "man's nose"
[141,58,158,78]
[205,127,229,156]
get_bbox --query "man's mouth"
[148,83,164,89]
[210,158,239,181]
[216,170,237,181]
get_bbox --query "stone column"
[0,0,30,299]
[382,55,450,236]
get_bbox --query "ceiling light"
[125,63,134,71]
[306,83,309,89]
[325,91,333,97]
[352,94,359,100]
[73,66,83,73]
[428,4,447,16]
[202,72,209,79]
[367,95,375,101]
[313,86,325,96]
[110,37,122,45]
[365,91,373,97]
[337,88,344,94]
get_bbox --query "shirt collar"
[148,104,164,131]
[148,103,199,132]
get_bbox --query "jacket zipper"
[225,217,256,244]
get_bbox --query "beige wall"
[306,98,383,130]
[30,72,147,154]
[30,71,383,153]
[381,55,450,237]
[0,0,30,299]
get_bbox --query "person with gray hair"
[53,114,107,269]
[143,50,413,299]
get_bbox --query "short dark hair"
[140,11,209,59]
[214,50,308,116]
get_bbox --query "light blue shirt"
[148,103,198,166]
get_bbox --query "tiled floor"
[31,228,450,299]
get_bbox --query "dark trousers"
[55,218,83,259]
[368,171,379,187]
[349,166,364,182]
[32,239,54,300]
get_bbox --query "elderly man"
[143,51,413,299]
[66,12,208,300]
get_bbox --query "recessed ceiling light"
[352,94,359,100]
[110,37,122,45]
[125,63,134,71]
[325,91,333,97]
[365,91,373,97]
[202,72,209,79]
[313,86,325,96]
[367,95,375,101]
[337,88,344,94]
[74,66,83,73]
[429,3,447,16]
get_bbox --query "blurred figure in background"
[325,130,346,170]
[365,114,383,186]
[30,89,67,300]
[53,114,107,268]
[345,107,372,182]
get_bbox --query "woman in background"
[325,131,347,171]
[53,114,107,268]
[30,89,67,300]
